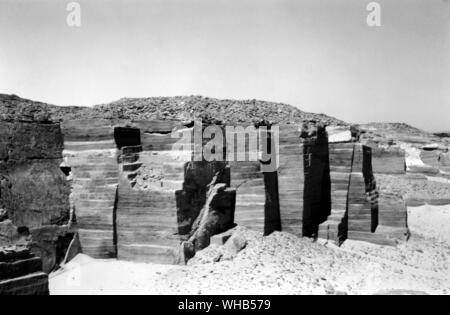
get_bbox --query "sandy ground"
[408,205,450,244]
[50,206,450,295]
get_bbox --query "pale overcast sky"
[0,0,449,131]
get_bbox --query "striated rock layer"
[62,120,119,258]
[0,246,49,295]
[116,122,185,263]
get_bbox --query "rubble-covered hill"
[359,122,443,145]
[0,94,346,126]
[0,94,89,123]
[362,122,431,137]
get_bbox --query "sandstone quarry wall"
[276,125,304,236]
[346,145,379,242]
[0,122,70,228]
[1,116,413,281]
[230,125,266,233]
[61,120,237,264]
[0,119,73,274]
[116,123,234,263]
[62,119,119,259]
[254,128,407,246]
[116,138,185,263]
[318,143,355,244]
[231,161,265,232]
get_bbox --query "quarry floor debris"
[50,205,450,295]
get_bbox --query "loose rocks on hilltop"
[0,94,346,126]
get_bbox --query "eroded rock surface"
[182,179,236,262]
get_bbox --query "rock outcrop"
[0,246,49,295]
[360,122,450,208]
[181,180,236,262]
[0,121,70,227]
[0,107,75,279]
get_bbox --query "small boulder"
[326,126,353,143]
[177,241,195,265]
[210,229,234,246]
[224,229,247,255]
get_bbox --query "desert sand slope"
[50,205,450,295]
[408,205,450,244]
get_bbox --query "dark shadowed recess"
[114,127,141,149]
[261,127,281,235]
[362,145,379,232]
[303,127,331,237]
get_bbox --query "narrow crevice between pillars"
[302,125,331,238]
[362,145,379,233]
[260,126,281,235]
